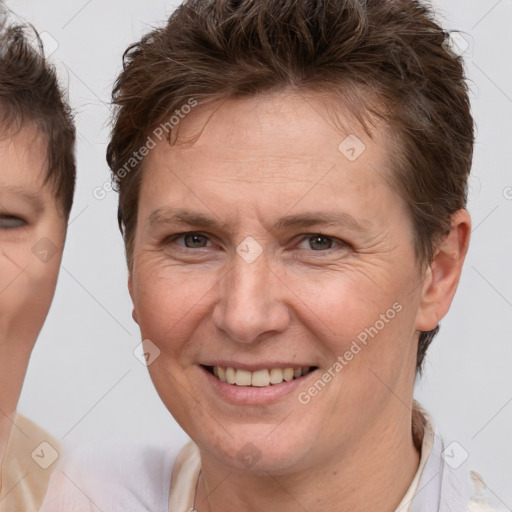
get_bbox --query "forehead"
[141,92,395,207]
[0,122,48,191]
[166,91,383,160]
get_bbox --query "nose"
[211,252,291,344]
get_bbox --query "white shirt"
[40,405,503,512]
[0,415,61,512]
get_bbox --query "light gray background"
[5,0,512,506]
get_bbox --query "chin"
[195,421,317,475]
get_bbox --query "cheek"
[315,300,419,430]
[285,264,407,340]
[0,254,61,347]
[0,243,33,289]
[293,265,420,398]
[132,261,218,350]
[131,264,212,426]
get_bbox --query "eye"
[169,232,212,249]
[0,215,27,230]
[297,234,347,252]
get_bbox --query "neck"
[0,343,28,492]
[195,407,420,512]
[0,409,16,494]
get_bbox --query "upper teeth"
[212,366,310,387]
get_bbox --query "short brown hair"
[0,9,76,217]
[108,0,474,372]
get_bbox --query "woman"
[43,0,501,510]
[0,10,75,511]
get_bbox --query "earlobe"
[415,210,471,332]
[128,274,139,325]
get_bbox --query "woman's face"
[0,124,66,411]
[130,92,433,473]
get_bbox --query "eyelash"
[164,232,349,254]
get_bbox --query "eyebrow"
[147,207,366,233]
[0,184,45,215]
[147,208,232,235]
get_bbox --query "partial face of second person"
[129,92,467,475]
[0,124,66,418]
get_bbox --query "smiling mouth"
[203,365,317,387]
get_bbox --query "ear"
[128,272,139,325]
[415,209,471,332]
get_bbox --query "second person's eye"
[0,215,27,230]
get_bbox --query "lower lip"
[200,366,315,405]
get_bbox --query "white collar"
[168,402,475,511]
